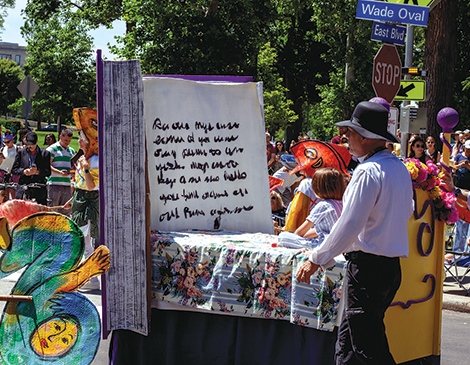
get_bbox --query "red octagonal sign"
[372,44,402,104]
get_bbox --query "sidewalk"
[443,265,470,313]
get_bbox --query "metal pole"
[401,25,414,158]
[24,77,30,129]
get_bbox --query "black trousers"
[335,251,401,364]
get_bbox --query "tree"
[21,8,96,123]
[257,42,298,136]
[271,2,331,145]
[0,0,15,38]
[308,1,378,140]
[0,58,22,117]
[23,0,122,28]
[113,0,276,76]
[421,0,459,148]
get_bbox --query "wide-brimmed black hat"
[335,101,400,143]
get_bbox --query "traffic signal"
[402,67,428,77]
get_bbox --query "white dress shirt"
[309,149,413,267]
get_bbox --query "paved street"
[2,267,470,364]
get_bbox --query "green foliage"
[23,0,122,27]
[257,42,297,135]
[0,0,15,36]
[114,0,276,76]
[0,59,23,115]
[21,8,96,123]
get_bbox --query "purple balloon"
[437,107,459,133]
[369,97,390,112]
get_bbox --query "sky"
[0,0,126,59]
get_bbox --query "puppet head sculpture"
[73,108,98,159]
[289,140,352,178]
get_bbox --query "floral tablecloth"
[151,229,346,332]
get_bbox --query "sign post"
[372,44,402,104]
[17,75,39,129]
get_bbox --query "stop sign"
[372,44,402,104]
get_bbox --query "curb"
[442,294,470,313]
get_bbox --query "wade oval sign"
[372,44,402,104]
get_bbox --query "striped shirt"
[46,142,76,186]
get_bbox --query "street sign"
[356,0,429,27]
[394,80,427,101]
[383,0,436,7]
[388,107,399,136]
[372,44,402,104]
[371,21,406,46]
[17,75,39,101]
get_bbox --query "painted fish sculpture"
[0,212,110,364]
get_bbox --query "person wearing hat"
[12,131,51,205]
[296,101,413,364]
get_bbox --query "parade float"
[0,51,454,364]
[93,53,454,364]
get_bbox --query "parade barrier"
[99,54,449,363]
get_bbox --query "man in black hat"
[12,131,51,205]
[297,101,413,364]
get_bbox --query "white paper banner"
[144,77,273,233]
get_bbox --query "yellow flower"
[406,163,419,180]
[429,186,441,200]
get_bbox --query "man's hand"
[296,260,320,284]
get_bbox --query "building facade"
[0,42,28,68]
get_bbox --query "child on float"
[277,167,348,249]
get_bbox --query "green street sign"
[383,0,436,7]
[394,80,427,101]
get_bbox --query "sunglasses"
[427,141,434,144]
[271,196,276,200]
[415,144,424,148]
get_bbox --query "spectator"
[266,132,276,174]
[408,137,431,164]
[16,128,29,148]
[453,140,470,190]
[0,134,20,200]
[12,132,51,205]
[273,140,287,171]
[0,134,18,173]
[331,126,348,144]
[425,136,441,165]
[11,121,20,142]
[46,129,76,214]
[272,154,303,207]
[44,133,57,146]
[63,132,100,290]
[0,124,4,147]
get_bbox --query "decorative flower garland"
[404,158,459,224]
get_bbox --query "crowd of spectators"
[0,124,100,290]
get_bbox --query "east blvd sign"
[372,44,402,104]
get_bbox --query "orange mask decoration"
[72,108,98,159]
[289,140,351,177]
